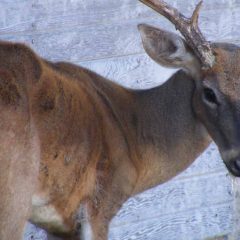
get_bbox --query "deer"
[0,0,240,239]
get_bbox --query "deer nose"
[225,158,240,177]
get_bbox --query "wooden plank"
[0,7,233,63]
[230,7,240,42]
[0,0,233,34]
[109,203,233,240]
[111,172,232,226]
[230,177,240,239]
[0,1,155,34]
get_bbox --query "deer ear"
[138,24,201,78]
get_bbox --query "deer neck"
[131,70,211,193]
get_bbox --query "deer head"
[138,0,240,176]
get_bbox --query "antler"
[139,0,215,68]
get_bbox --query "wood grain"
[112,172,232,226]
[0,8,234,62]
[109,203,233,240]
[0,0,233,34]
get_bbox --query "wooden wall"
[0,0,239,239]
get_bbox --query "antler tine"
[139,0,215,68]
[191,1,202,28]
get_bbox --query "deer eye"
[203,87,218,105]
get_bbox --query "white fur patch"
[30,196,69,233]
[78,204,93,240]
